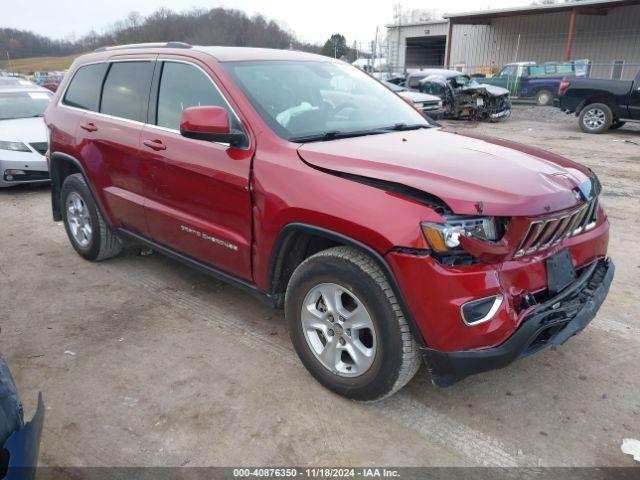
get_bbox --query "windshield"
[223,60,430,141]
[0,91,52,120]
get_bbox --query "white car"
[384,81,443,120]
[0,84,52,187]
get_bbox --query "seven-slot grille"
[29,142,48,156]
[515,198,599,257]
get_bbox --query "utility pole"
[395,3,402,73]
[372,26,379,71]
[6,51,14,74]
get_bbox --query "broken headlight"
[421,216,502,253]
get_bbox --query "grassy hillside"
[0,54,79,73]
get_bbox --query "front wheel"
[579,103,612,134]
[285,246,421,401]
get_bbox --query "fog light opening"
[461,294,503,326]
[4,169,29,182]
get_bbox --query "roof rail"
[94,42,192,53]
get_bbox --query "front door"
[140,59,254,281]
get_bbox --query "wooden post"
[565,8,577,61]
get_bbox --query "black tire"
[285,246,421,401]
[579,103,612,134]
[60,174,122,261]
[535,89,553,106]
[610,120,626,130]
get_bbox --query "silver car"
[0,84,52,187]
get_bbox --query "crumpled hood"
[297,128,592,217]
[462,83,510,97]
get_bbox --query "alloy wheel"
[301,283,377,377]
[66,192,93,247]
[583,108,607,130]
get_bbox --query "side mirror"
[180,106,247,147]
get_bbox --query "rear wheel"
[61,174,122,261]
[285,246,421,401]
[579,103,612,134]
[535,89,553,106]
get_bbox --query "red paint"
[44,46,611,355]
[180,106,230,135]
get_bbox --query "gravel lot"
[1,105,639,468]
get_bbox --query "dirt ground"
[1,105,639,468]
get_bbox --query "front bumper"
[423,257,614,386]
[0,156,50,187]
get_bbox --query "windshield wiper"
[290,129,387,143]
[383,123,431,131]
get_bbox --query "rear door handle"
[143,139,167,151]
[80,122,98,132]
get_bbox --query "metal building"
[387,0,640,79]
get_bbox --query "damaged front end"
[421,77,511,122]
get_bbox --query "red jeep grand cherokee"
[44,43,613,400]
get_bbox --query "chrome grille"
[515,199,599,257]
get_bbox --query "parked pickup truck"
[556,69,640,133]
[44,44,613,401]
[482,60,589,106]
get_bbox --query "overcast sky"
[4,0,534,46]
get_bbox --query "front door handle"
[143,139,167,151]
[80,122,98,132]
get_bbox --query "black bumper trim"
[422,258,614,387]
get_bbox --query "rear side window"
[100,62,154,122]
[63,63,108,111]
[156,62,235,130]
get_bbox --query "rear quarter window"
[100,61,154,122]
[63,63,108,111]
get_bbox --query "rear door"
[69,57,156,235]
[140,58,254,281]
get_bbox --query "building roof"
[386,19,448,29]
[444,0,639,23]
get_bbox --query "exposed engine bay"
[418,73,511,122]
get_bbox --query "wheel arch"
[577,94,620,117]
[50,152,100,222]
[268,223,427,348]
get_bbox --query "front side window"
[0,91,52,120]
[224,60,429,141]
[499,65,517,78]
[156,62,237,130]
[63,63,108,111]
[100,62,154,122]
